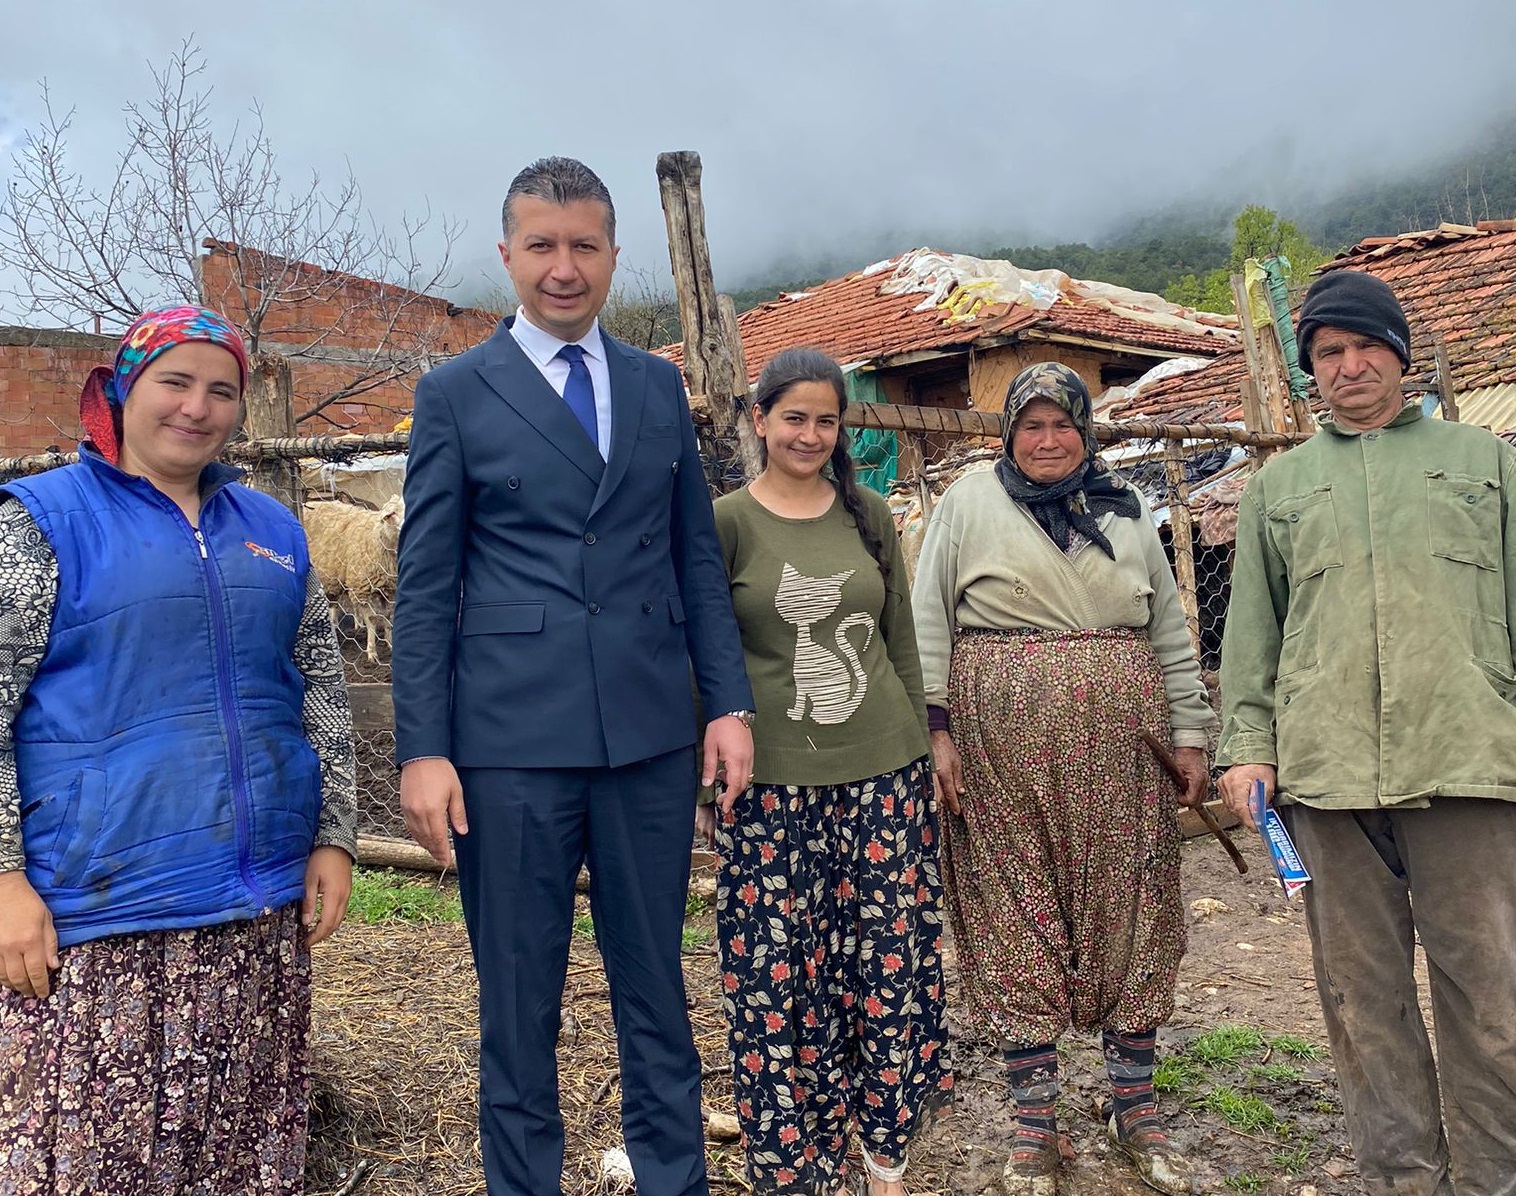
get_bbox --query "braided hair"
[750,347,891,584]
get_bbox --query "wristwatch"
[722,710,757,728]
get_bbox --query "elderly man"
[1218,271,1516,1195]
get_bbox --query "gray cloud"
[3,0,1514,308]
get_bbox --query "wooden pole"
[1230,273,1289,438]
[242,352,302,514]
[1163,442,1203,658]
[717,292,762,478]
[656,151,754,486]
[1434,335,1459,422]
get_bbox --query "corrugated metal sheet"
[1446,384,1516,434]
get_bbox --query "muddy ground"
[306,825,1365,1196]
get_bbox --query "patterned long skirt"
[0,904,313,1196]
[944,628,1186,1047]
[715,757,953,1196]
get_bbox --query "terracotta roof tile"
[661,249,1237,382]
[1114,223,1516,429]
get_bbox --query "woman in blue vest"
[0,307,358,1194]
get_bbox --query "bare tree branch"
[0,39,462,421]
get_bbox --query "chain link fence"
[2,418,1285,842]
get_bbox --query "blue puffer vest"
[4,447,321,948]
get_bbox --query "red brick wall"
[200,242,498,434]
[0,244,502,456]
[0,331,112,457]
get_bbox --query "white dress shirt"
[509,310,614,459]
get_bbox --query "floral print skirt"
[944,628,1186,1046]
[0,904,312,1196]
[715,757,953,1196]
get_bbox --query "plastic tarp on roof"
[873,249,1238,339]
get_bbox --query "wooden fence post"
[657,150,757,487]
[1434,335,1459,422]
[242,352,302,514]
[1163,442,1203,659]
[718,293,762,477]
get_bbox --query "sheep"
[302,495,404,662]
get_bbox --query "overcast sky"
[2,0,1515,311]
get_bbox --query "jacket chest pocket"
[1427,471,1500,569]
[1267,487,1342,581]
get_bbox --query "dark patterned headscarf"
[993,361,1140,559]
[79,305,249,464]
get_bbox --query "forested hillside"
[727,116,1516,313]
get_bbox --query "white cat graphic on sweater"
[774,563,875,725]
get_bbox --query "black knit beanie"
[1296,272,1412,374]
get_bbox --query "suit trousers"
[1281,798,1516,1196]
[455,748,708,1196]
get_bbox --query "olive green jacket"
[1219,404,1516,807]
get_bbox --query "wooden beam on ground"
[356,833,720,899]
[357,834,445,873]
[349,682,394,734]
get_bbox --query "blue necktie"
[556,344,599,449]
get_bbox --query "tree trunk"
[242,352,302,514]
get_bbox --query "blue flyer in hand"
[1250,779,1310,897]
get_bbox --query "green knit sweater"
[713,486,930,786]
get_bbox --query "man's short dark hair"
[502,157,616,243]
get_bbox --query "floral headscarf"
[79,305,249,464]
[993,361,1140,559]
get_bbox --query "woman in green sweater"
[698,348,951,1196]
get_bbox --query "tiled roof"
[1107,351,1252,424]
[662,249,1238,382]
[1317,220,1516,395]
[1115,220,1516,429]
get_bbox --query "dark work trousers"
[1281,798,1516,1196]
[455,748,707,1196]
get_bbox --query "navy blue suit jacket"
[392,319,753,769]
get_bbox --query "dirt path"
[308,833,1362,1195]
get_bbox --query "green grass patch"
[1223,1175,1267,1193]
[1270,1139,1314,1172]
[1188,1024,1268,1067]
[1248,1060,1305,1085]
[1153,1054,1205,1095]
[1194,1085,1284,1133]
[347,868,463,924]
[686,891,712,918]
[572,913,596,939]
[681,925,714,952]
[1268,1033,1324,1060]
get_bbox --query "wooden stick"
[1138,731,1247,874]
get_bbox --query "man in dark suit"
[392,157,754,1196]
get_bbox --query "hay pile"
[305,892,974,1195]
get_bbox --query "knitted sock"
[1102,1029,1165,1141]
[1001,1043,1059,1162]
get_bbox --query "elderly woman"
[911,362,1213,1196]
[0,306,357,1194]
